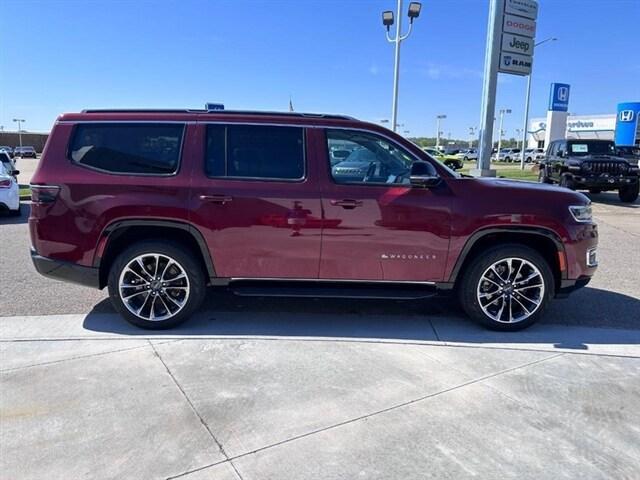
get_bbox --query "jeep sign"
[503,13,536,38]
[499,52,532,76]
[501,33,534,55]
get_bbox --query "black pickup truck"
[539,139,639,202]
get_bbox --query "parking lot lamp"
[13,118,26,147]
[435,114,446,149]
[469,127,477,147]
[520,37,557,169]
[496,109,511,160]
[382,1,422,132]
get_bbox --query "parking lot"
[1,185,639,479]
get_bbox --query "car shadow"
[0,202,29,225]
[82,286,640,346]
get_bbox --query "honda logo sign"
[557,87,569,102]
[619,110,635,122]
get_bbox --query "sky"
[1,0,639,139]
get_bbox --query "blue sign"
[614,102,640,146]
[205,103,225,111]
[548,83,570,112]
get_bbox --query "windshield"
[568,141,616,156]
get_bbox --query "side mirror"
[410,161,440,188]
[13,170,20,176]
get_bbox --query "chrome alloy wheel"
[118,253,190,322]
[476,257,545,324]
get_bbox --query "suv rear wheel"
[458,245,554,331]
[107,241,206,329]
[618,183,639,203]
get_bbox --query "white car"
[455,149,478,161]
[0,161,20,216]
[491,148,521,162]
[524,148,545,163]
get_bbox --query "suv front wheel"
[459,245,554,331]
[618,183,639,203]
[107,241,206,329]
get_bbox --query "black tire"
[618,183,639,203]
[559,173,575,190]
[538,166,552,184]
[505,156,511,162]
[463,156,469,162]
[9,203,21,217]
[458,244,554,331]
[107,240,206,329]
[526,157,532,163]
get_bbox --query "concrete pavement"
[2,312,639,479]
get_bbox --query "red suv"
[30,109,598,331]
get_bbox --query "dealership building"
[527,101,640,149]
[527,113,616,148]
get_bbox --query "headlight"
[569,205,592,223]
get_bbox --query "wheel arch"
[95,219,215,289]
[448,227,566,294]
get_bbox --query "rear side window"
[206,124,304,180]
[70,123,184,174]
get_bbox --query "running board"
[228,281,438,300]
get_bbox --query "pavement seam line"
[0,341,175,373]
[427,317,441,341]
[173,350,567,477]
[148,341,245,480]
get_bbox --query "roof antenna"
[289,95,294,112]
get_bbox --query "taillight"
[31,185,60,204]
[0,178,11,188]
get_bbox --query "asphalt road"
[1,191,638,329]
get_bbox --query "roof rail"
[80,109,356,120]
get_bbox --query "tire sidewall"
[107,241,206,329]
[458,244,555,331]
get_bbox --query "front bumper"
[31,249,100,289]
[571,173,638,189]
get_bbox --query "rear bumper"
[31,249,100,289]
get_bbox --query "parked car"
[492,148,521,162]
[616,146,640,164]
[0,161,20,216]
[455,149,478,161]
[422,147,463,170]
[0,146,14,158]
[14,146,37,158]
[539,139,639,202]
[0,151,17,177]
[524,148,545,163]
[30,108,598,331]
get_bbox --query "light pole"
[519,37,557,169]
[469,127,477,148]
[13,119,26,148]
[435,114,446,149]
[496,109,511,160]
[382,1,422,132]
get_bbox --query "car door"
[315,128,451,282]
[189,122,322,279]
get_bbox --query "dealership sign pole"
[475,0,538,177]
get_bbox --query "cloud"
[420,63,483,80]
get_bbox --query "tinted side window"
[206,125,304,180]
[326,129,420,186]
[70,124,184,174]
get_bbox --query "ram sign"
[499,52,533,76]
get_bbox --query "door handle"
[330,199,363,209]
[199,194,233,204]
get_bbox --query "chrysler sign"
[505,0,538,20]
